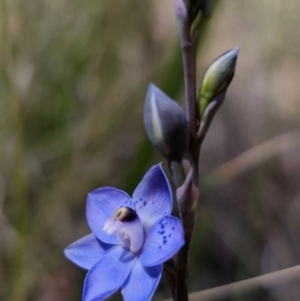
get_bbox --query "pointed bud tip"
[147,83,156,96]
[148,82,156,90]
[221,46,240,63]
[232,46,240,55]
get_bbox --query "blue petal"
[86,188,133,244]
[83,247,136,301]
[132,164,172,231]
[140,216,184,266]
[121,258,162,301]
[64,234,113,270]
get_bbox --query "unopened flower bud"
[144,84,189,161]
[184,0,214,24]
[198,47,239,117]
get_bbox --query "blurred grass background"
[1,0,300,300]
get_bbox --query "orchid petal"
[132,164,172,230]
[83,247,136,301]
[140,216,184,266]
[86,188,133,244]
[121,258,162,301]
[64,234,113,270]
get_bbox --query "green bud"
[144,84,189,161]
[198,47,239,117]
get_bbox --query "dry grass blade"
[163,264,300,301]
[203,131,300,187]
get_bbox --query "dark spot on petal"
[172,227,175,230]
[169,234,172,237]
[143,201,147,206]
[163,241,167,245]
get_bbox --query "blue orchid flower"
[64,164,184,301]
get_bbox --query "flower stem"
[173,2,223,300]
[175,6,212,300]
[179,25,197,139]
[175,210,195,301]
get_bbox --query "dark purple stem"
[180,26,198,139]
[174,12,199,301]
